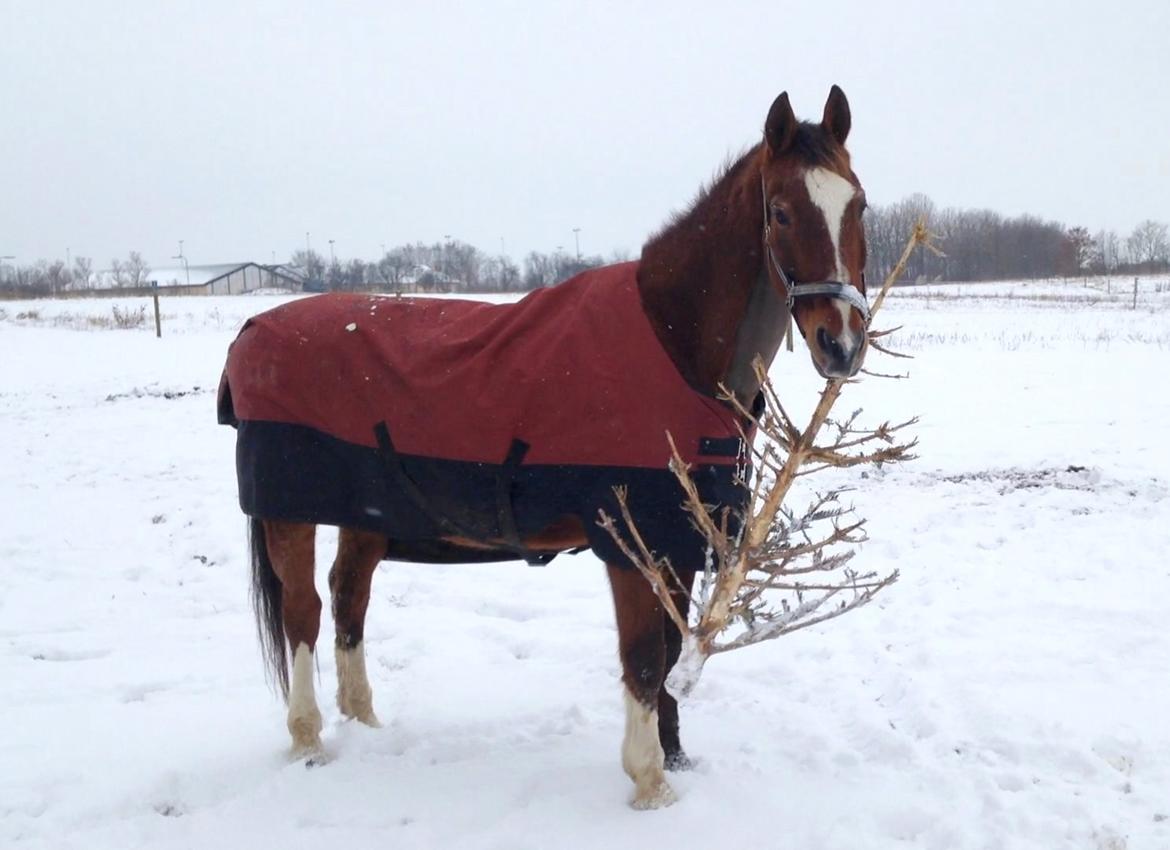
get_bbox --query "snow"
[2,282,1168,849]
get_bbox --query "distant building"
[89,262,305,295]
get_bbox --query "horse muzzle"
[814,325,866,378]
[788,282,869,379]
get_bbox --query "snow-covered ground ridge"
[1,278,1167,849]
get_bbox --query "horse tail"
[249,516,289,699]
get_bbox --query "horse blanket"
[218,261,753,568]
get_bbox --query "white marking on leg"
[288,642,324,758]
[336,641,380,727]
[621,688,676,809]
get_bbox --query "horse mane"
[643,121,848,252]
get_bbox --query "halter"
[760,174,870,351]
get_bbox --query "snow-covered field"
[2,278,1168,849]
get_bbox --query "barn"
[149,262,304,295]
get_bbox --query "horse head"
[759,85,868,379]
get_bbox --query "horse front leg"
[328,526,387,727]
[606,564,677,809]
[659,568,696,771]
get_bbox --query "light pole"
[328,239,336,266]
[172,240,189,287]
[572,227,581,261]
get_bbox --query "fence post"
[1133,277,1139,310]
[152,282,162,338]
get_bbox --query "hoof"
[664,751,695,772]
[631,780,678,810]
[303,750,331,769]
[290,742,330,767]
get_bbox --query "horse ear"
[822,84,851,145]
[764,92,797,156]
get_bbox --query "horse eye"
[771,206,790,226]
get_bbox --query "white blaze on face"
[803,166,855,284]
[803,167,861,344]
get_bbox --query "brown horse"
[218,86,868,809]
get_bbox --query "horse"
[217,85,869,809]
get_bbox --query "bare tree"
[343,258,368,290]
[1063,226,1093,277]
[110,252,151,288]
[109,258,126,288]
[1127,220,1170,272]
[480,255,521,292]
[1092,230,1121,274]
[126,251,151,287]
[442,240,484,290]
[376,248,414,289]
[523,251,558,289]
[290,249,326,290]
[325,258,344,291]
[45,260,69,295]
[71,256,93,290]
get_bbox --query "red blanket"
[218,262,749,565]
[220,262,740,468]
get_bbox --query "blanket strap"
[374,421,474,539]
[374,422,557,567]
[497,439,557,567]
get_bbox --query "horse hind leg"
[328,526,386,727]
[606,564,677,809]
[258,519,325,760]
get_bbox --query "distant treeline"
[286,243,627,294]
[867,195,1168,283]
[0,243,626,298]
[3,197,1167,298]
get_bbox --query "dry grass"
[4,304,150,331]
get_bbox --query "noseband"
[760,175,871,337]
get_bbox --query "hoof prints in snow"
[28,648,111,662]
[104,384,209,403]
[938,465,1166,499]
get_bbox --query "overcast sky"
[2,0,1167,268]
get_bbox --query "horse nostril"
[816,327,846,363]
